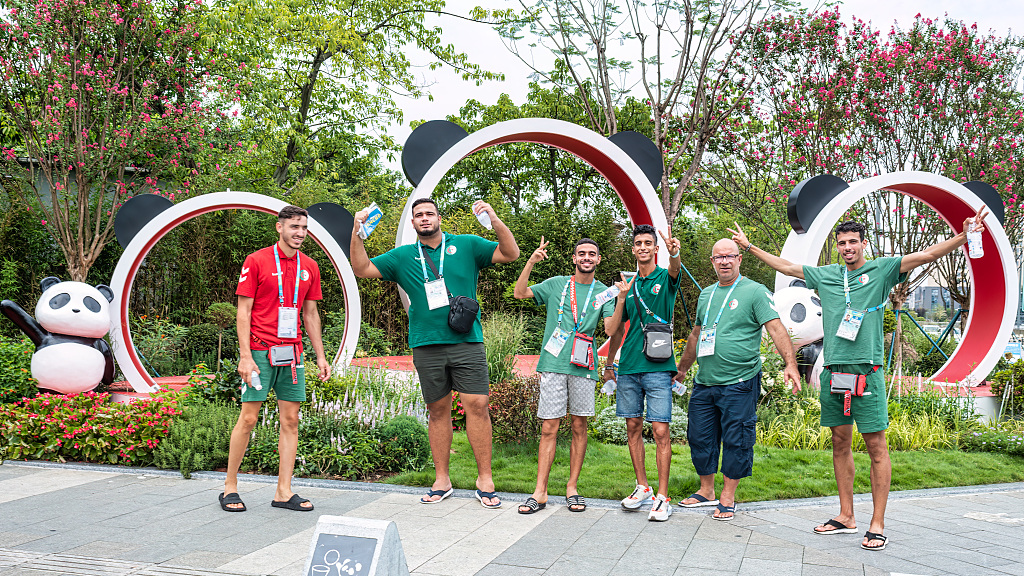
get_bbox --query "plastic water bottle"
[475,208,492,230]
[966,218,983,259]
[250,371,263,391]
[357,202,383,239]
[592,285,620,309]
[672,381,687,396]
[601,379,616,395]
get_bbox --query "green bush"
[153,400,239,478]
[374,415,430,473]
[590,405,686,444]
[483,312,526,385]
[0,391,178,464]
[990,360,1024,415]
[960,421,1024,456]
[488,375,543,442]
[0,337,38,404]
[184,361,241,405]
[184,323,220,355]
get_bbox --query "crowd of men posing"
[219,199,988,554]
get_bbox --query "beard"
[415,223,440,237]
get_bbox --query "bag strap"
[421,244,454,298]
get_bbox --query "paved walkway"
[1,461,1023,576]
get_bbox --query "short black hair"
[834,221,867,241]
[632,224,657,242]
[278,205,307,221]
[411,198,438,213]
[574,238,600,254]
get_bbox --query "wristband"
[744,242,753,253]
[669,251,680,259]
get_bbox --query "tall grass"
[758,406,957,451]
[483,312,527,385]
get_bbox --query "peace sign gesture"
[528,236,550,264]
[964,206,989,234]
[659,227,680,258]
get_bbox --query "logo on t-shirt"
[300,269,310,282]
[859,274,869,285]
[238,274,246,283]
[446,245,457,255]
[652,284,662,295]
[729,299,738,309]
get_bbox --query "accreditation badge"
[425,278,449,310]
[836,308,865,341]
[543,326,571,357]
[277,307,299,339]
[697,327,716,357]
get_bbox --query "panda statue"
[0,277,115,394]
[773,286,824,388]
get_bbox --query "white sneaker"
[620,484,654,510]
[648,494,672,522]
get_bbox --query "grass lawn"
[384,432,1024,502]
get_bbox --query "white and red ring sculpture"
[775,171,1018,385]
[109,192,361,393]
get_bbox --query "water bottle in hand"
[966,218,984,259]
[250,371,263,391]
[593,285,620,309]
[475,208,492,229]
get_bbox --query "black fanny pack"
[422,243,479,334]
[641,321,673,363]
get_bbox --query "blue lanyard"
[843,267,885,313]
[702,275,742,328]
[273,244,301,307]
[418,235,445,281]
[557,276,595,332]
[633,271,670,325]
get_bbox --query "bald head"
[710,238,742,285]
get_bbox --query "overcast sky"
[388,0,1024,153]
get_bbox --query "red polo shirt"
[236,244,322,350]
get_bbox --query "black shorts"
[412,342,490,404]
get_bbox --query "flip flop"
[862,531,888,551]
[475,489,502,509]
[566,494,586,512]
[518,497,546,514]
[420,487,454,504]
[813,518,858,534]
[271,494,314,511]
[713,503,736,521]
[219,492,246,512]
[680,493,719,508]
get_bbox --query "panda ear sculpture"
[787,174,850,234]
[306,203,355,258]
[402,120,469,187]
[608,131,663,190]
[40,276,61,293]
[114,194,175,248]
[962,181,1005,225]
[96,285,114,303]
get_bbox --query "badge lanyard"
[701,275,742,329]
[843,268,886,315]
[418,235,446,281]
[697,275,741,358]
[837,267,886,341]
[419,236,451,310]
[557,276,596,333]
[633,274,670,325]
[273,244,301,308]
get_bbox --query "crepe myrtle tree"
[0,0,237,282]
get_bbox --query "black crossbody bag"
[421,244,480,334]
[633,280,673,363]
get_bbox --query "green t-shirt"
[619,266,682,375]
[804,256,906,366]
[693,277,779,386]
[533,275,615,380]
[371,233,498,348]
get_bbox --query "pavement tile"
[736,558,802,576]
[693,519,751,543]
[741,543,803,563]
[799,566,864,576]
[745,532,803,549]
[543,552,618,576]
[801,546,863,569]
[163,550,243,570]
[488,537,569,570]
[471,564,545,576]
[676,540,746,571]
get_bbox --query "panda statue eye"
[49,293,71,309]
[811,296,821,307]
[790,303,806,323]
[84,296,101,313]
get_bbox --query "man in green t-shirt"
[604,224,682,522]
[512,238,623,515]
[732,209,986,551]
[350,198,520,509]
[674,239,800,521]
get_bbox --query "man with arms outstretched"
[350,198,519,508]
[731,208,987,550]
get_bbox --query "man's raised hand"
[728,221,749,250]
[659,227,680,256]
[529,237,550,264]
[965,206,990,233]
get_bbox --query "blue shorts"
[687,372,760,480]
[616,371,674,423]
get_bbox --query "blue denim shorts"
[616,371,674,422]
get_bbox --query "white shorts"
[537,372,596,419]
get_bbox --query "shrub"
[133,315,188,376]
[184,323,220,355]
[960,422,1024,456]
[153,399,239,478]
[990,360,1024,416]
[374,415,430,473]
[0,391,179,464]
[184,361,241,405]
[590,405,687,444]
[0,337,38,404]
[483,312,526,385]
[489,375,542,442]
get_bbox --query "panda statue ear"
[115,194,174,248]
[40,276,61,292]
[787,174,850,234]
[96,285,115,303]
[401,120,469,186]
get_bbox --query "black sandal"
[219,492,246,512]
[862,531,888,550]
[566,494,586,512]
[518,497,546,514]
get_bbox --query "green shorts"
[819,364,888,433]
[241,349,306,403]
[412,342,489,404]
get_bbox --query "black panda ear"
[402,120,468,187]
[608,131,663,190]
[787,174,850,234]
[962,181,1005,225]
[306,203,354,258]
[40,276,61,292]
[115,194,174,248]
[96,284,114,303]
[789,279,807,288]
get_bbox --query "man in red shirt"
[219,205,331,513]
